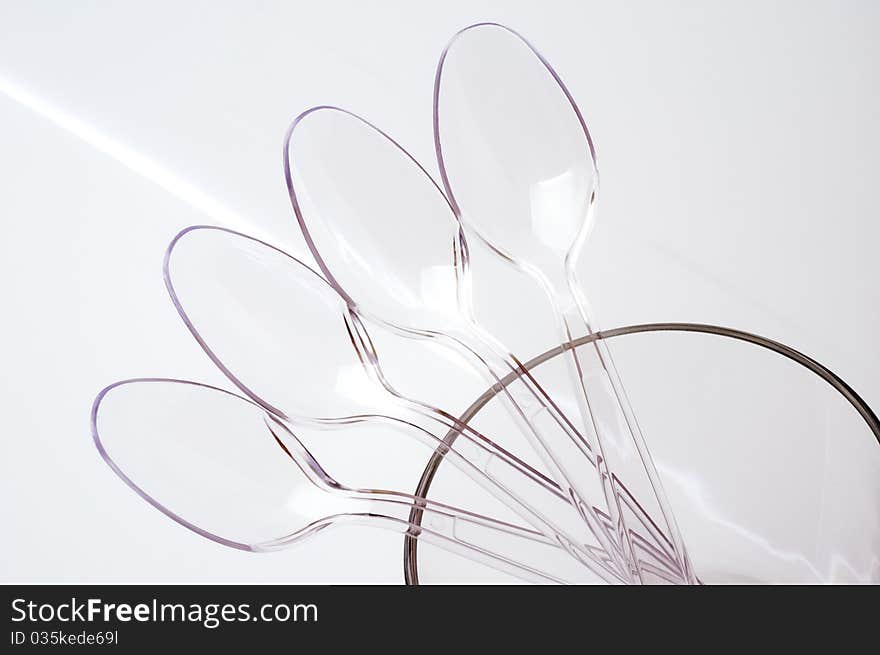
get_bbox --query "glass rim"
[403,321,880,584]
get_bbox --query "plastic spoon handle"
[387,409,624,582]
[555,282,696,583]
[340,320,628,582]
[291,404,623,583]
[255,511,582,585]
[265,416,610,584]
[439,324,635,580]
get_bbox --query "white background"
[1,0,878,583]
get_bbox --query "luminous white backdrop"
[1,1,877,583]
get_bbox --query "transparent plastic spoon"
[164,225,625,583]
[433,22,694,582]
[283,105,631,578]
[92,377,594,584]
